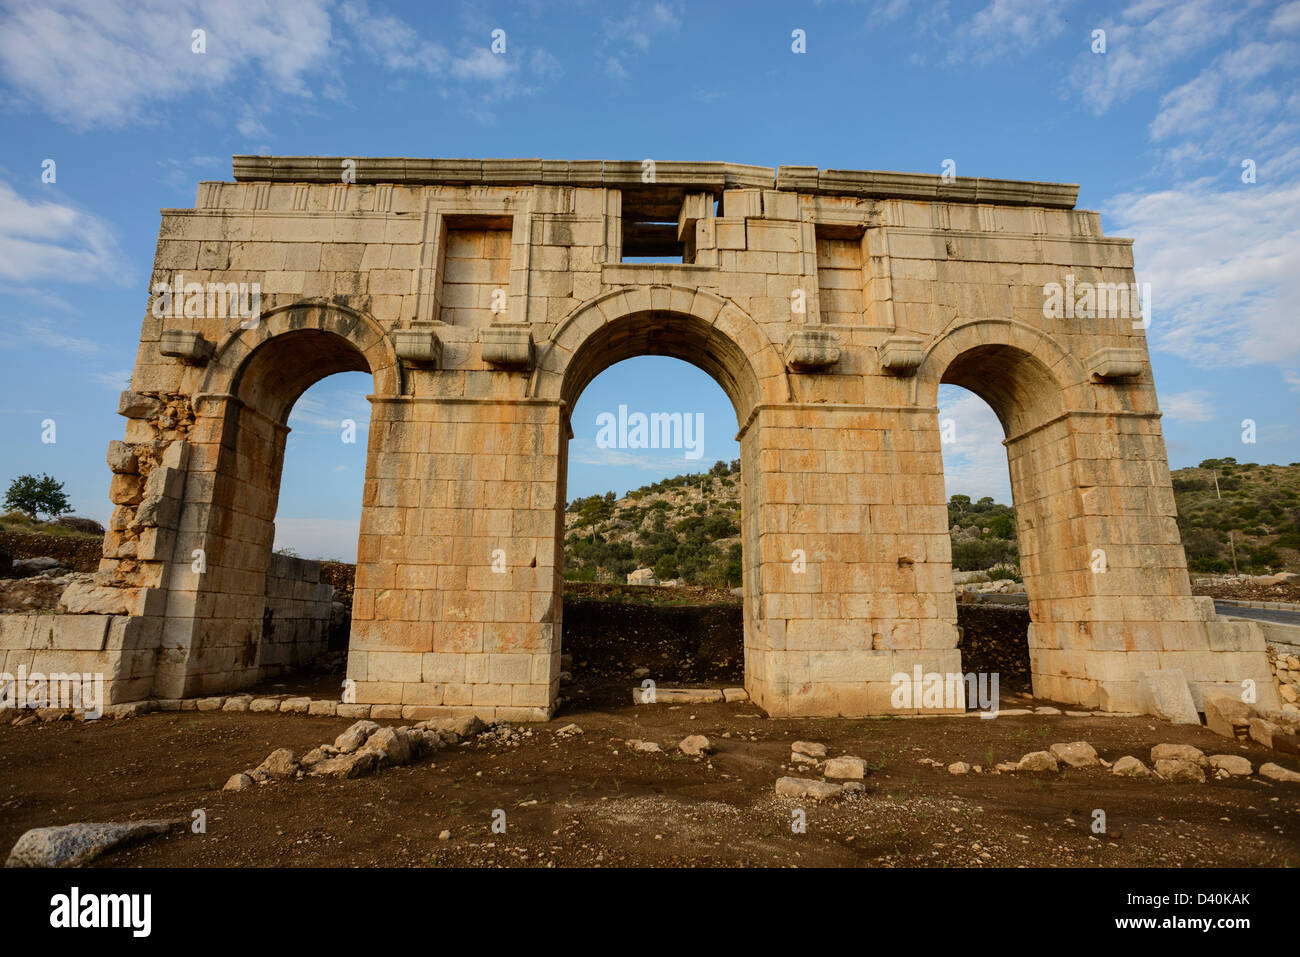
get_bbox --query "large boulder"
[252,748,299,780]
[1111,756,1151,777]
[360,727,413,765]
[1049,741,1100,769]
[13,557,61,576]
[414,715,485,743]
[626,568,657,585]
[308,751,380,779]
[1203,690,1254,740]
[1150,743,1207,766]
[791,741,827,758]
[5,819,184,868]
[333,720,380,753]
[823,755,867,779]
[223,773,254,791]
[1259,763,1300,783]
[1155,759,1206,783]
[1207,754,1252,778]
[775,777,846,802]
[678,735,713,757]
[1017,751,1059,773]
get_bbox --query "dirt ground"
[2,677,1297,868]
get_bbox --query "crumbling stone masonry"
[19,156,1280,719]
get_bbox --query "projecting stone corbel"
[784,328,841,372]
[159,329,213,365]
[481,324,534,370]
[1086,347,1144,381]
[393,328,443,366]
[879,336,925,376]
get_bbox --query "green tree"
[5,473,71,520]
[987,512,1016,539]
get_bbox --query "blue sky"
[1,0,1297,561]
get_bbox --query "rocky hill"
[1172,458,1300,574]
[564,460,743,587]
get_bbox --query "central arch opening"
[554,309,761,712]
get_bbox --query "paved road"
[1214,602,1300,627]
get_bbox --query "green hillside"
[1172,458,1300,573]
[563,456,1300,585]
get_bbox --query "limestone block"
[106,441,139,474]
[1202,688,1253,739]
[108,473,144,505]
[1136,670,1201,725]
[784,329,841,372]
[393,328,442,366]
[118,391,162,419]
[1087,347,1144,381]
[49,615,110,651]
[480,324,533,369]
[879,336,925,375]
[58,583,140,617]
[158,329,213,365]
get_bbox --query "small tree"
[5,473,71,520]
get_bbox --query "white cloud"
[598,1,682,76]
[951,0,1071,63]
[937,387,1013,503]
[0,0,556,132]
[340,0,447,73]
[0,0,338,130]
[1161,389,1215,421]
[450,47,513,82]
[1147,36,1300,174]
[1271,0,1300,33]
[1071,0,1238,115]
[1104,179,1300,367]
[0,316,102,355]
[0,180,127,285]
[1284,370,1300,392]
[273,517,360,563]
[287,394,369,433]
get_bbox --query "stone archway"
[149,301,397,699]
[538,288,780,709]
[51,156,1277,719]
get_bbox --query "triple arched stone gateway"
[52,157,1279,719]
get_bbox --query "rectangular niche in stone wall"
[438,217,513,326]
[815,225,865,325]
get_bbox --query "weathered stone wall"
[257,553,334,677]
[50,156,1278,719]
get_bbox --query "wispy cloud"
[1161,390,1216,422]
[0,0,339,130]
[599,1,682,79]
[1105,179,1300,367]
[0,0,559,133]
[1070,0,1239,116]
[0,180,128,286]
